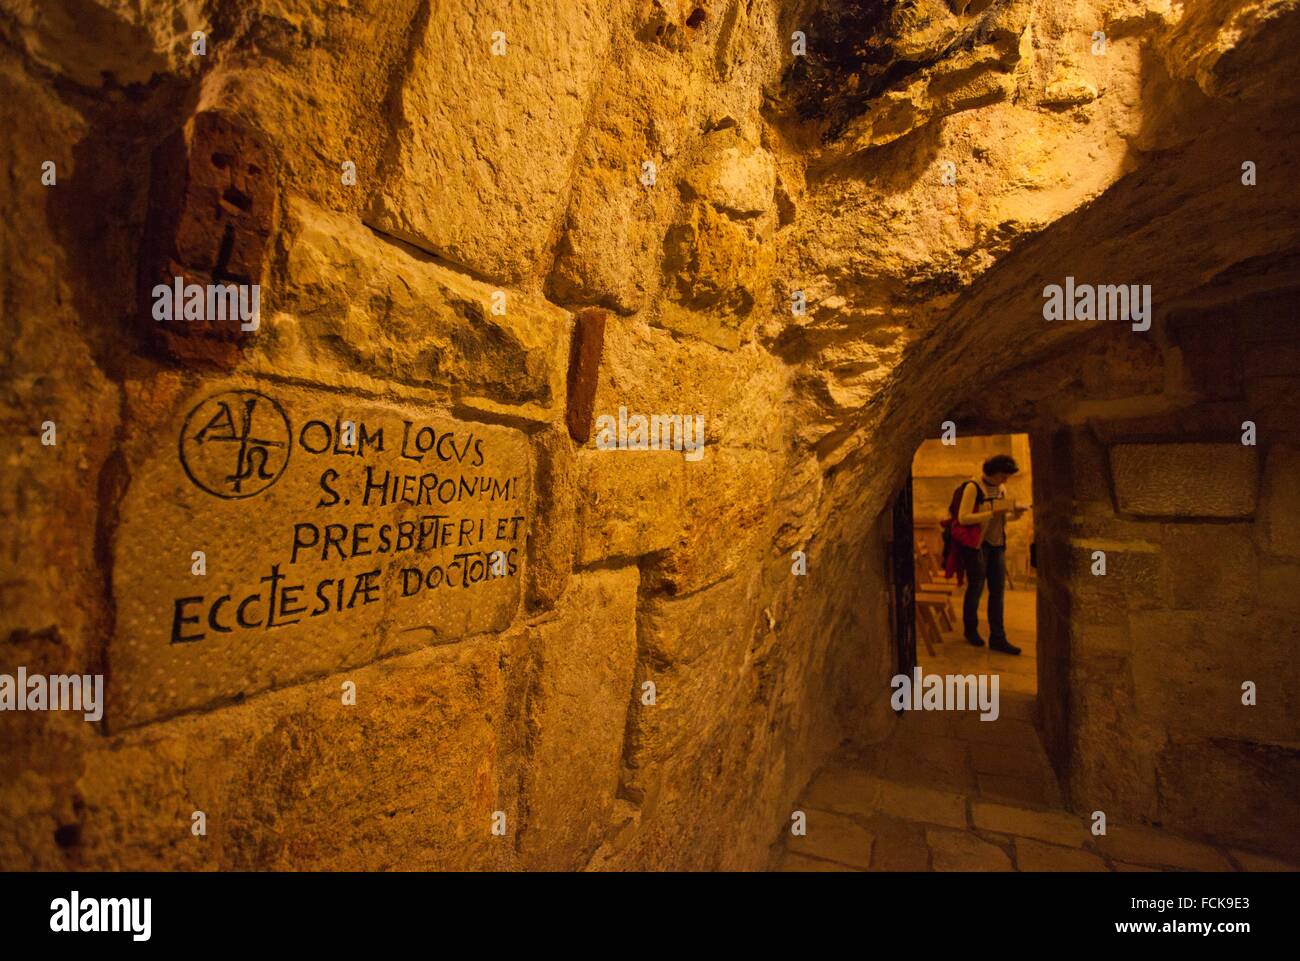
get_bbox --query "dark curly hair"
[983,454,1019,476]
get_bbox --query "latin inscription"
[111,382,532,727]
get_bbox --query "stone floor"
[774,588,1299,872]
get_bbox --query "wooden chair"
[916,591,955,633]
[914,598,942,657]
[915,543,959,619]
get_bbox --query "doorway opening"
[879,431,1065,811]
[910,433,1037,698]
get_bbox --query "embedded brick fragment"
[565,308,607,444]
[138,111,279,367]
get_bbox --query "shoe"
[989,638,1021,655]
[965,634,985,647]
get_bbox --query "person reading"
[952,454,1028,654]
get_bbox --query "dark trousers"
[961,543,1007,642]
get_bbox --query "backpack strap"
[948,479,984,519]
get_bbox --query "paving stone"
[1015,838,1109,871]
[894,710,953,739]
[970,740,1045,778]
[976,772,1048,807]
[997,693,1038,722]
[995,654,1039,676]
[1094,825,1234,871]
[875,779,969,829]
[802,767,883,818]
[868,818,932,871]
[779,852,857,872]
[786,810,875,869]
[928,827,1014,872]
[1230,849,1300,872]
[971,801,1091,847]
[882,750,978,794]
[892,730,970,769]
[950,715,1041,749]
[997,672,1038,697]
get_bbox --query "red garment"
[940,481,985,585]
[940,518,982,585]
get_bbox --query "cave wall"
[2,0,1298,869]
[0,0,890,872]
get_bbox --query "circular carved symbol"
[179,390,291,499]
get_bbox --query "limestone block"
[1160,523,1257,610]
[1257,445,1300,558]
[635,569,761,667]
[681,129,776,219]
[801,767,885,818]
[1068,677,1162,824]
[593,320,788,453]
[1129,609,1298,742]
[525,424,578,612]
[970,801,1090,847]
[110,377,532,728]
[868,820,931,871]
[619,572,764,808]
[0,65,118,672]
[1079,328,1165,399]
[1058,428,1113,505]
[74,639,508,870]
[575,449,686,564]
[1176,319,1242,400]
[2,0,204,87]
[518,568,639,869]
[1154,740,1300,864]
[273,201,569,417]
[1258,560,1300,611]
[546,41,696,312]
[1231,849,1300,871]
[786,812,874,869]
[1065,539,1162,618]
[369,0,625,283]
[780,852,855,872]
[927,828,1013,871]
[1069,621,1132,656]
[874,781,968,829]
[1015,838,1108,872]
[1243,339,1300,380]
[1110,443,1259,517]
[1094,823,1233,871]
[549,141,660,312]
[658,200,774,350]
[650,447,782,595]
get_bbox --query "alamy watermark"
[1042,276,1151,331]
[890,666,1000,721]
[593,406,705,461]
[152,276,260,331]
[50,892,150,941]
[0,668,103,721]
